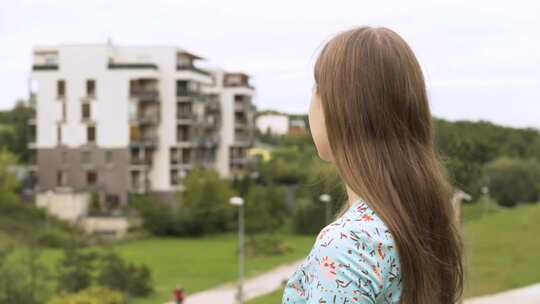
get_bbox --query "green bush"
[245,235,293,257]
[244,184,288,234]
[0,246,50,304]
[36,228,72,248]
[131,194,204,237]
[48,287,124,304]
[97,252,153,297]
[292,198,327,234]
[483,157,540,207]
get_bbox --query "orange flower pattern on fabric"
[282,197,402,303]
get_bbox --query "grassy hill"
[19,232,315,304]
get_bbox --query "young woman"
[282,26,464,304]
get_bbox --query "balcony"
[130,178,151,194]
[176,64,210,76]
[130,157,153,166]
[206,100,220,113]
[132,112,160,125]
[234,120,249,129]
[176,89,203,100]
[33,50,59,71]
[224,73,253,89]
[234,134,253,147]
[230,157,249,165]
[32,64,58,71]
[130,135,159,147]
[197,134,220,147]
[234,101,248,112]
[130,89,159,103]
[109,62,158,70]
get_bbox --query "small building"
[256,113,289,136]
[288,117,308,136]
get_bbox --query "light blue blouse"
[282,197,402,303]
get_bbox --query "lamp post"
[46,190,53,231]
[229,196,245,304]
[319,193,331,224]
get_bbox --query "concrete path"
[465,282,540,304]
[178,259,302,304]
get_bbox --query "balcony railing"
[32,64,59,71]
[176,89,202,98]
[130,89,159,102]
[130,157,153,166]
[135,112,160,125]
[130,135,159,146]
[130,178,151,193]
[176,111,196,120]
[234,120,249,129]
[176,64,210,76]
[197,134,220,147]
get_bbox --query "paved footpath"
[177,259,302,304]
[465,282,540,304]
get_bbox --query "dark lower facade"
[37,145,130,207]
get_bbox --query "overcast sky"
[1,0,538,129]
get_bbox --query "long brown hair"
[314,26,464,304]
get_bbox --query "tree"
[0,100,34,163]
[56,241,98,293]
[293,160,347,234]
[244,184,288,234]
[483,157,540,207]
[0,246,50,304]
[131,194,202,237]
[179,168,236,234]
[96,252,153,297]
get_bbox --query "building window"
[56,170,67,187]
[170,148,179,164]
[105,150,113,165]
[82,103,91,121]
[182,148,191,164]
[105,194,120,210]
[62,101,67,122]
[87,125,96,143]
[61,150,68,163]
[176,80,188,96]
[177,125,190,142]
[57,125,62,145]
[57,80,65,99]
[86,171,98,186]
[86,79,96,98]
[81,151,92,165]
[170,169,179,185]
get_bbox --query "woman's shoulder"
[311,199,402,302]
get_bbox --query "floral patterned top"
[282,197,402,303]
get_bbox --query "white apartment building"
[256,113,290,135]
[28,43,256,206]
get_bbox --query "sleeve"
[307,228,394,303]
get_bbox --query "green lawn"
[462,202,540,297]
[26,233,315,304]
[248,203,540,303]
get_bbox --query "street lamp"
[229,196,245,304]
[319,193,331,224]
[46,190,53,230]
